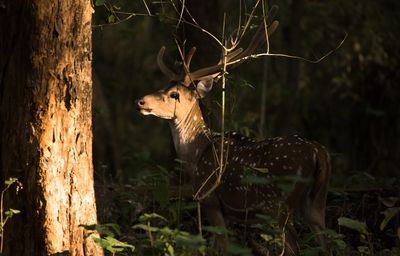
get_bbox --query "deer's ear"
[195,78,214,99]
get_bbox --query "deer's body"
[138,84,331,255]
[136,6,331,254]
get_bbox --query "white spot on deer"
[283,165,287,170]
[274,144,278,148]
[270,162,274,166]
[275,156,279,160]
[230,142,234,145]
[241,136,245,140]
[248,153,252,157]
[256,145,260,149]
[263,152,267,155]
[232,132,236,135]
[283,155,287,158]
[234,156,239,162]
[288,142,291,146]
[240,159,244,164]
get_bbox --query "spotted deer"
[136,6,331,255]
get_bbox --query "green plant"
[0,177,21,254]
[133,212,206,255]
[80,223,135,255]
[338,217,374,255]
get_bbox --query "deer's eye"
[170,91,180,101]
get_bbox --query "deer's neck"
[169,102,210,166]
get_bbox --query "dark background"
[91,0,399,252]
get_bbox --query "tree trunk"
[0,1,103,255]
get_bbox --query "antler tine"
[185,47,197,69]
[230,20,279,66]
[186,5,279,82]
[230,5,280,64]
[265,5,279,26]
[218,48,244,65]
[157,46,181,81]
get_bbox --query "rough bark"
[0,0,103,255]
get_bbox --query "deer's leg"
[283,223,300,256]
[205,207,229,254]
[304,205,329,253]
[204,198,229,255]
[304,146,331,253]
[278,211,300,256]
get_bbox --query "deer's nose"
[135,99,145,110]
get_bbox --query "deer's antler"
[158,5,279,86]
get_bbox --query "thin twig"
[224,32,347,66]
[142,0,152,16]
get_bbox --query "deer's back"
[195,132,325,220]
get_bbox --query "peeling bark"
[0,0,103,255]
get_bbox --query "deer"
[135,6,331,255]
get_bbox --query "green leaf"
[92,236,135,253]
[338,217,368,235]
[5,208,20,217]
[107,14,116,24]
[132,223,159,232]
[95,0,105,6]
[301,246,323,256]
[227,242,252,255]
[159,226,174,236]
[260,233,273,242]
[4,177,18,185]
[252,167,269,173]
[175,234,205,249]
[138,212,167,223]
[166,242,174,255]
[357,246,370,254]
[203,225,230,235]
[255,213,274,222]
[79,223,120,237]
[380,207,400,231]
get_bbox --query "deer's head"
[135,79,213,121]
[136,6,279,123]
